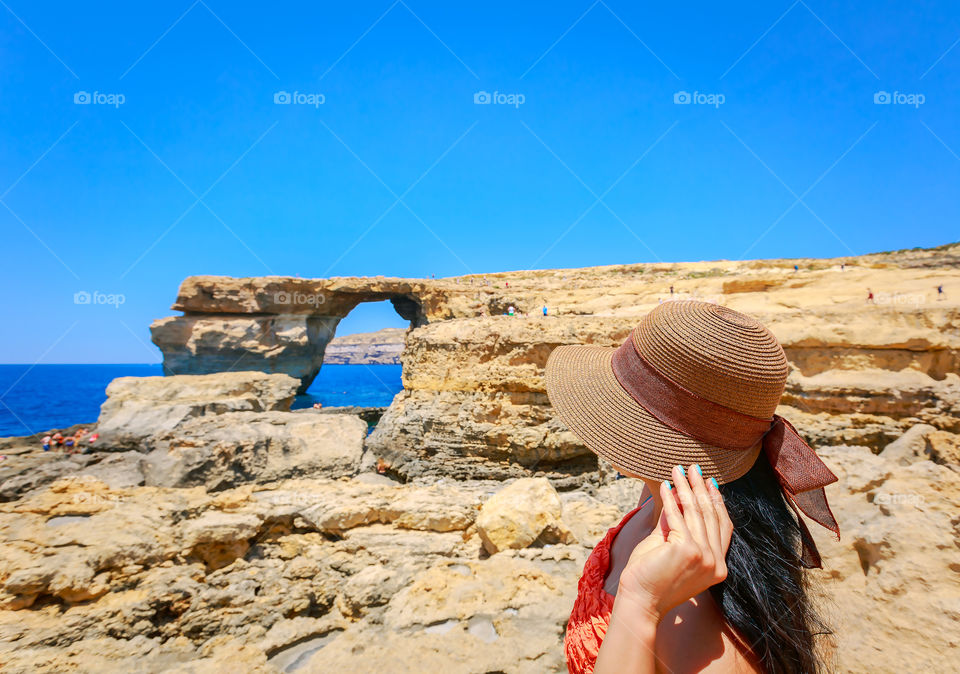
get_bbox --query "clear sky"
[1,1,957,363]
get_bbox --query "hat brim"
[545,345,761,484]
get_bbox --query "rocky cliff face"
[323,328,406,365]
[364,248,960,480]
[3,244,959,672]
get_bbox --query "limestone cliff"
[323,328,405,365]
[2,243,958,672]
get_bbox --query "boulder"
[142,412,367,490]
[96,372,300,451]
[879,423,936,464]
[476,478,575,554]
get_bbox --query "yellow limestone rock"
[476,477,575,554]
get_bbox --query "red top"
[563,500,649,674]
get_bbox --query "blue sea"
[0,364,403,438]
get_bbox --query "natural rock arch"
[150,277,433,393]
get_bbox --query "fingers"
[659,479,689,540]
[672,465,708,549]
[709,477,734,552]
[687,464,722,560]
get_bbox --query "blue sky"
[1,1,957,363]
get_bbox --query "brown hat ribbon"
[610,337,840,569]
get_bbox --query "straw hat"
[545,300,790,484]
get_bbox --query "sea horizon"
[0,363,403,439]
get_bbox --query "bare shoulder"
[654,593,763,673]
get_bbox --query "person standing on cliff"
[546,301,839,674]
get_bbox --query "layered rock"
[96,372,300,450]
[141,411,367,490]
[4,244,960,672]
[150,315,340,393]
[151,277,440,391]
[323,328,406,364]
[367,304,960,479]
[1,439,957,673]
[367,316,632,482]
[0,373,365,500]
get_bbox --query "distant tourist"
[312,402,323,409]
[937,284,945,300]
[42,435,51,451]
[867,288,875,303]
[508,305,515,316]
[841,263,845,271]
[542,305,548,316]
[794,264,799,272]
[670,285,674,295]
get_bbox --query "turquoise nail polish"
[677,465,685,476]
[710,477,719,489]
[694,464,702,476]
[665,480,672,490]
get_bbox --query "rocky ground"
[2,245,959,672]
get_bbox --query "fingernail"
[677,465,685,477]
[664,480,672,490]
[710,477,719,489]
[694,464,702,476]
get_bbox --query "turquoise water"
[0,364,403,438]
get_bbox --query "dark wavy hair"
[709,453,833,674]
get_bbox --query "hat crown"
[633,301,788,419]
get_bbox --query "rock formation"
[96,371,300,450]
[323,328,406,364]
[2,243,960,672]
[150,277,435,392]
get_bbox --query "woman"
[545,301,839,674]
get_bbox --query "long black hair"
[709,453,833,674]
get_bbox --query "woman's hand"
[616,464,734,623]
